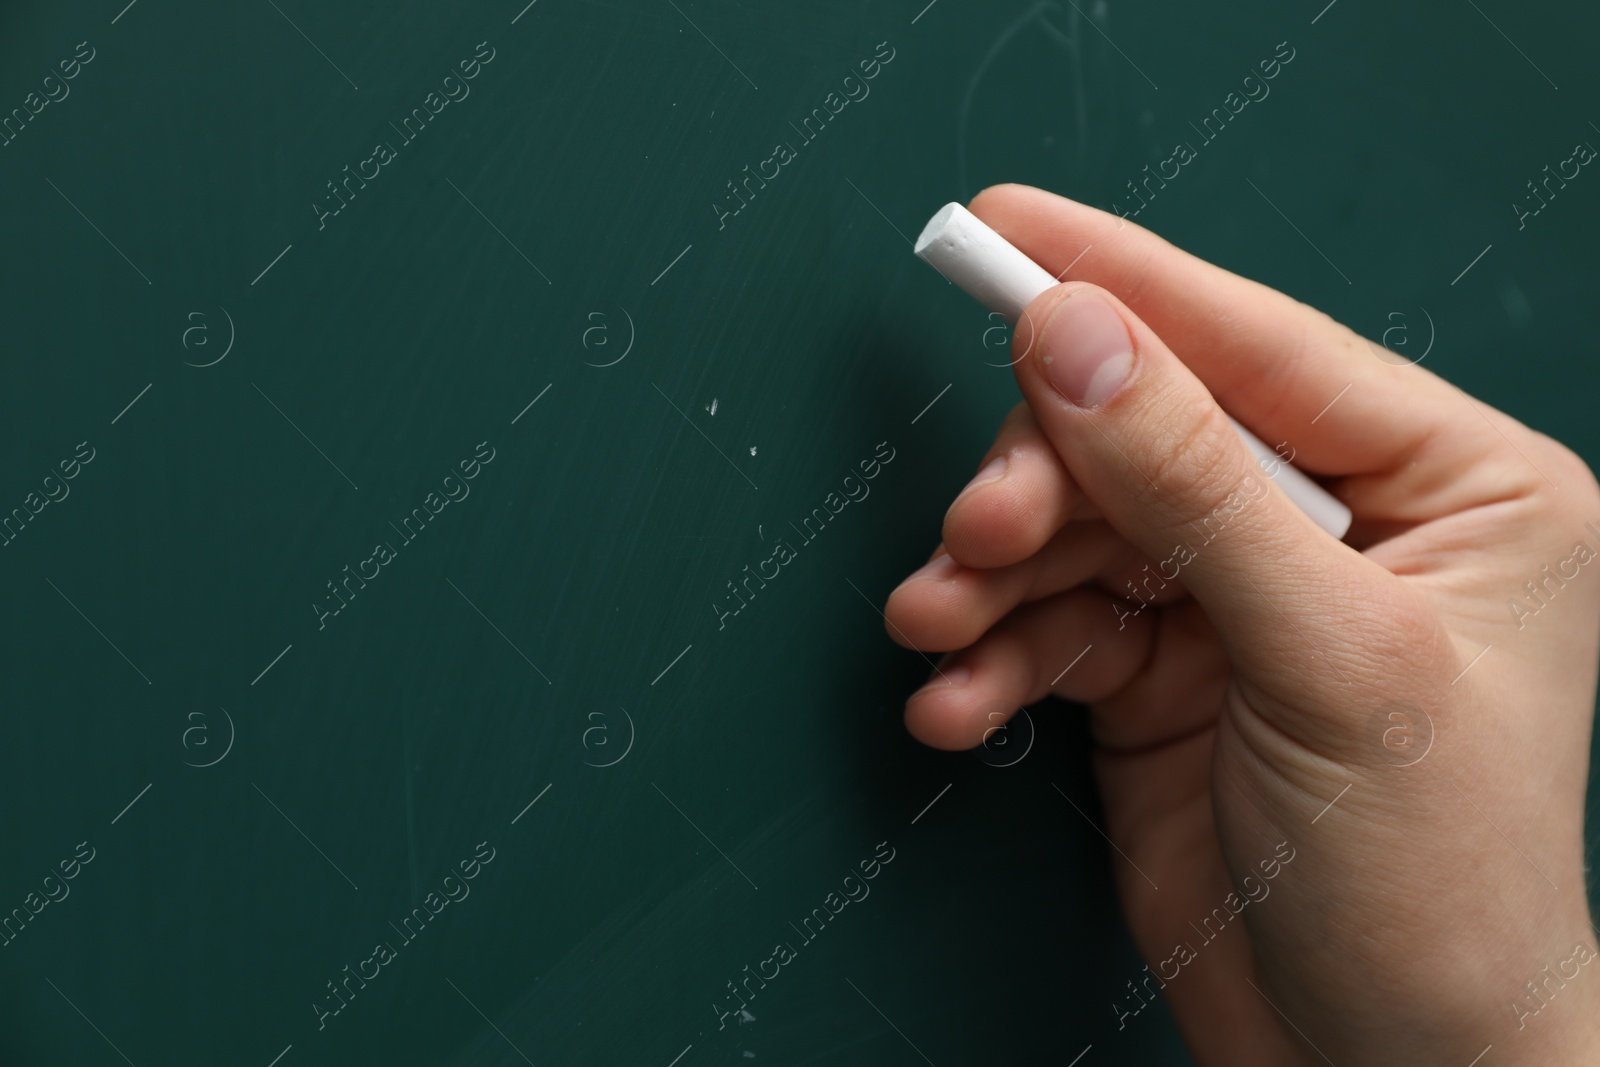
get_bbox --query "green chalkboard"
[2,0,1597,1064]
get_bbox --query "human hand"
[884,183,1600,1065]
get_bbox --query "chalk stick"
[915,202,1353,541]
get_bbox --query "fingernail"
[956,455,1007,499]
[1040,290,1134,408]
[905,552,958,583]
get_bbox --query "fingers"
[904,586,1154,750]
[886,520,1136,651]
[1008,281,1433,705]
[967,184,1482,481]
[942,402,1091,569]
[1087,600,1230,753]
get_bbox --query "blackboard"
[2,0,1598,1064]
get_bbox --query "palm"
[1090,598,1303,1065]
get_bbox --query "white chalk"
[914,202,1353,541]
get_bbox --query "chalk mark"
[654,384,758,489]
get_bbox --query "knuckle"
[1540,437,1600,515]
[1127,387,1252,527]
[1354,588,1453,686]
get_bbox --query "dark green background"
[1,0,1596,1064]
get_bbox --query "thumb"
[1011,282,1435,707]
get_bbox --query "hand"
[884,184,1600,1065]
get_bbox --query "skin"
[884,184,1600,1065]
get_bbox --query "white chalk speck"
[748,446,757,456]
[707,397,718,416]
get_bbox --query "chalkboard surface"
[3,1,1598,1064]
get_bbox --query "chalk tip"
[914,202,964,257]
